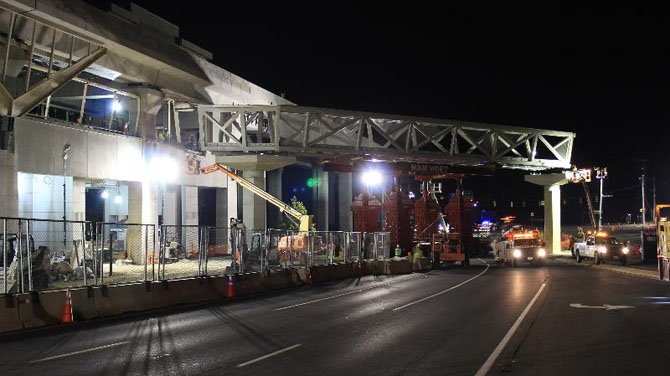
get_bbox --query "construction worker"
[395,244,402,258]
[412,244,422,270]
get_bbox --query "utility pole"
[595,167,607,230]
[641,173,646,225]
[653,178,657,222]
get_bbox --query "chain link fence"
[159,225,204,280]
[1,216,388,294]
[203,227,233,276]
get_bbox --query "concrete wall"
[14,117,227,188]
[17,172,72,221]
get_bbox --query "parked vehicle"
[573,231,629,265]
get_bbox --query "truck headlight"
[622,247,629,254]
[538,248,546,258]
[513,249,522,258]
[598,246,607,254]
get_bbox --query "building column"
[132,88,163,140]
[316,167,329,231]
[242,170,266,230]
[127,181,157,264]
[227,177,238,225]
[266,167,283,229]
[525,173,569,254]
[216,188,227,228]
[337,171,353,231]
[181,186,198,226]
[0,152,18,217]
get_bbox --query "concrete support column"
[227,177,238,225]
[127,181,157,264]
[266,168,283,229]
[316,167,329,231]
[242,170,266,230]
[133,88,163,141]
[0,152,17,217]
[544,184,561,254]
[216,188,227,228]
[525,173,569,255]
[337,171,353,231]
[181,186,198,226]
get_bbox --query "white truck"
[495,230,546,267]
[573,231,629,265]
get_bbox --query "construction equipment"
[495,230,546,267]
[655,204,670,280]
[565,167,597,230]
[200,163,314,264]
[430,189,473,267]
[201,163,314,232]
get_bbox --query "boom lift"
[201,163,314,232]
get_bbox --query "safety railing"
[0,216,389,294]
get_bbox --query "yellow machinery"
[200,163,314,253]
[656,204,670,280]
[201,163,314,232]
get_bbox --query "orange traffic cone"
[62,288,73,323]
[226,275,235,298]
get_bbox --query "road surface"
[1,258,668,375]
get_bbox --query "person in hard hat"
[395,244,402,258]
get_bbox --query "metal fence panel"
[159,225,203,280]
[346,232,362,262]
[1,219,25,293]
[1,217,391,294]
[203,226,233,276]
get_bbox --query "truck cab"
[499,231,546,267]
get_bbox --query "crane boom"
[201,163,313,232]
[581,180,597,230]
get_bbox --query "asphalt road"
[1,258,668,376]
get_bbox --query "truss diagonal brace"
[10,47,107,117]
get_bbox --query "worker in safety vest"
[412,245,422,270]
[395,244,402,258]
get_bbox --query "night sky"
[110,1,668,224]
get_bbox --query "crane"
[201,163,314,232]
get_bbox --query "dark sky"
[113,1,668,222]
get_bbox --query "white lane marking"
[392,259,489,312]
[570,303,635,310]
[275,274,421,311]
[236,344,302,368]
[474,283,546,376]
[29,341,130,364]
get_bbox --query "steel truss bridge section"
[198,105,575,170]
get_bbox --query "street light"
[62,143,71,250]
[361,169,383,188]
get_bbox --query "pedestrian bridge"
[198,105,575,171]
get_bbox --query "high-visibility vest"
[413,247,422,260]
